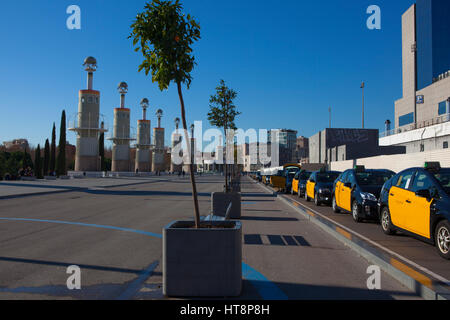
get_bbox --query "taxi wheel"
[435,221,450,260]
[314,193,321,206]
[381,207,396,235]
[298,188,302,198]
[352,201,362,223]
[332,196,341,213]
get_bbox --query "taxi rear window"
[433,169,450,194]
[317,172,340,183]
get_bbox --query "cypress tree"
[56,110,66,176]
[34,144,42,179]
[43,139,50,176]
[99,132,106,171]
[50,123,56,174]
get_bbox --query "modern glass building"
[416,0,450,90]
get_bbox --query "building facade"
[381,0,450,153]
[310,128,405,164]
[394,0,450,132]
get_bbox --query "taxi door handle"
[405,200,411,204]
[390,193,395,197]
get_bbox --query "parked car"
[378,162,450,259]
[305,170,341,206]
[291,170,312,198]
[332,166,395,222]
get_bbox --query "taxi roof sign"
[354,165,365,172]
[424,162,441,171]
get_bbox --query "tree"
[207,80,240,192]
[34,144,42,179]
[43,139,50,176]
[50,123,56,174]
[130,0,201,227]
[22,148,33,170]
[56,110,67,176]
[99,132,106,171]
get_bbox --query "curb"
[249,178,450,300]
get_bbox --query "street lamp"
[360,82,365,129]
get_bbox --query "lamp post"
[360,82,365,129]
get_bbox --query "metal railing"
[68,112,109,133]
[380,113,450,138]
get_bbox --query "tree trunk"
[177,81,201,228]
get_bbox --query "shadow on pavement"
[240,216,298,222]
[251,280,419,300]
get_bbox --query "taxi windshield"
[356,171,395,186]
[433,169,450,194]
[317,172,340,183]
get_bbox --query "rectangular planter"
[163,220,242,297]
[211,192,241,219]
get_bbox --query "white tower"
[109,82,135,172]
[152,109,165,172]
[170,117,183,173]
[70,57,107,172]
[135,98,152,172]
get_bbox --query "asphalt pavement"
[0,175,421,299]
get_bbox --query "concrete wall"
[330,149,450,173]
[395,4,417,129]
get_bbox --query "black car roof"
[352,169,395,173]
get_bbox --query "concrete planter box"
[163,220,242,297]
[44,176,57,180]
[212,192,241,219]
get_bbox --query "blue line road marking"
[0,218,163,239]
[242,263,288,300]
[0,217,287,299]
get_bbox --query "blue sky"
[0,0,415,148]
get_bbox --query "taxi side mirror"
[344,182,352,188]
[415,189,431,200]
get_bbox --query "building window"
[438,101,447,115]
[420,143,425,152]
[444,141,449,149]
[399,112,414,127]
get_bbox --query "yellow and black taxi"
[332,166,395,223]
[291,170,312,198]
[305,170,341,206]
[378,162,450,259]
